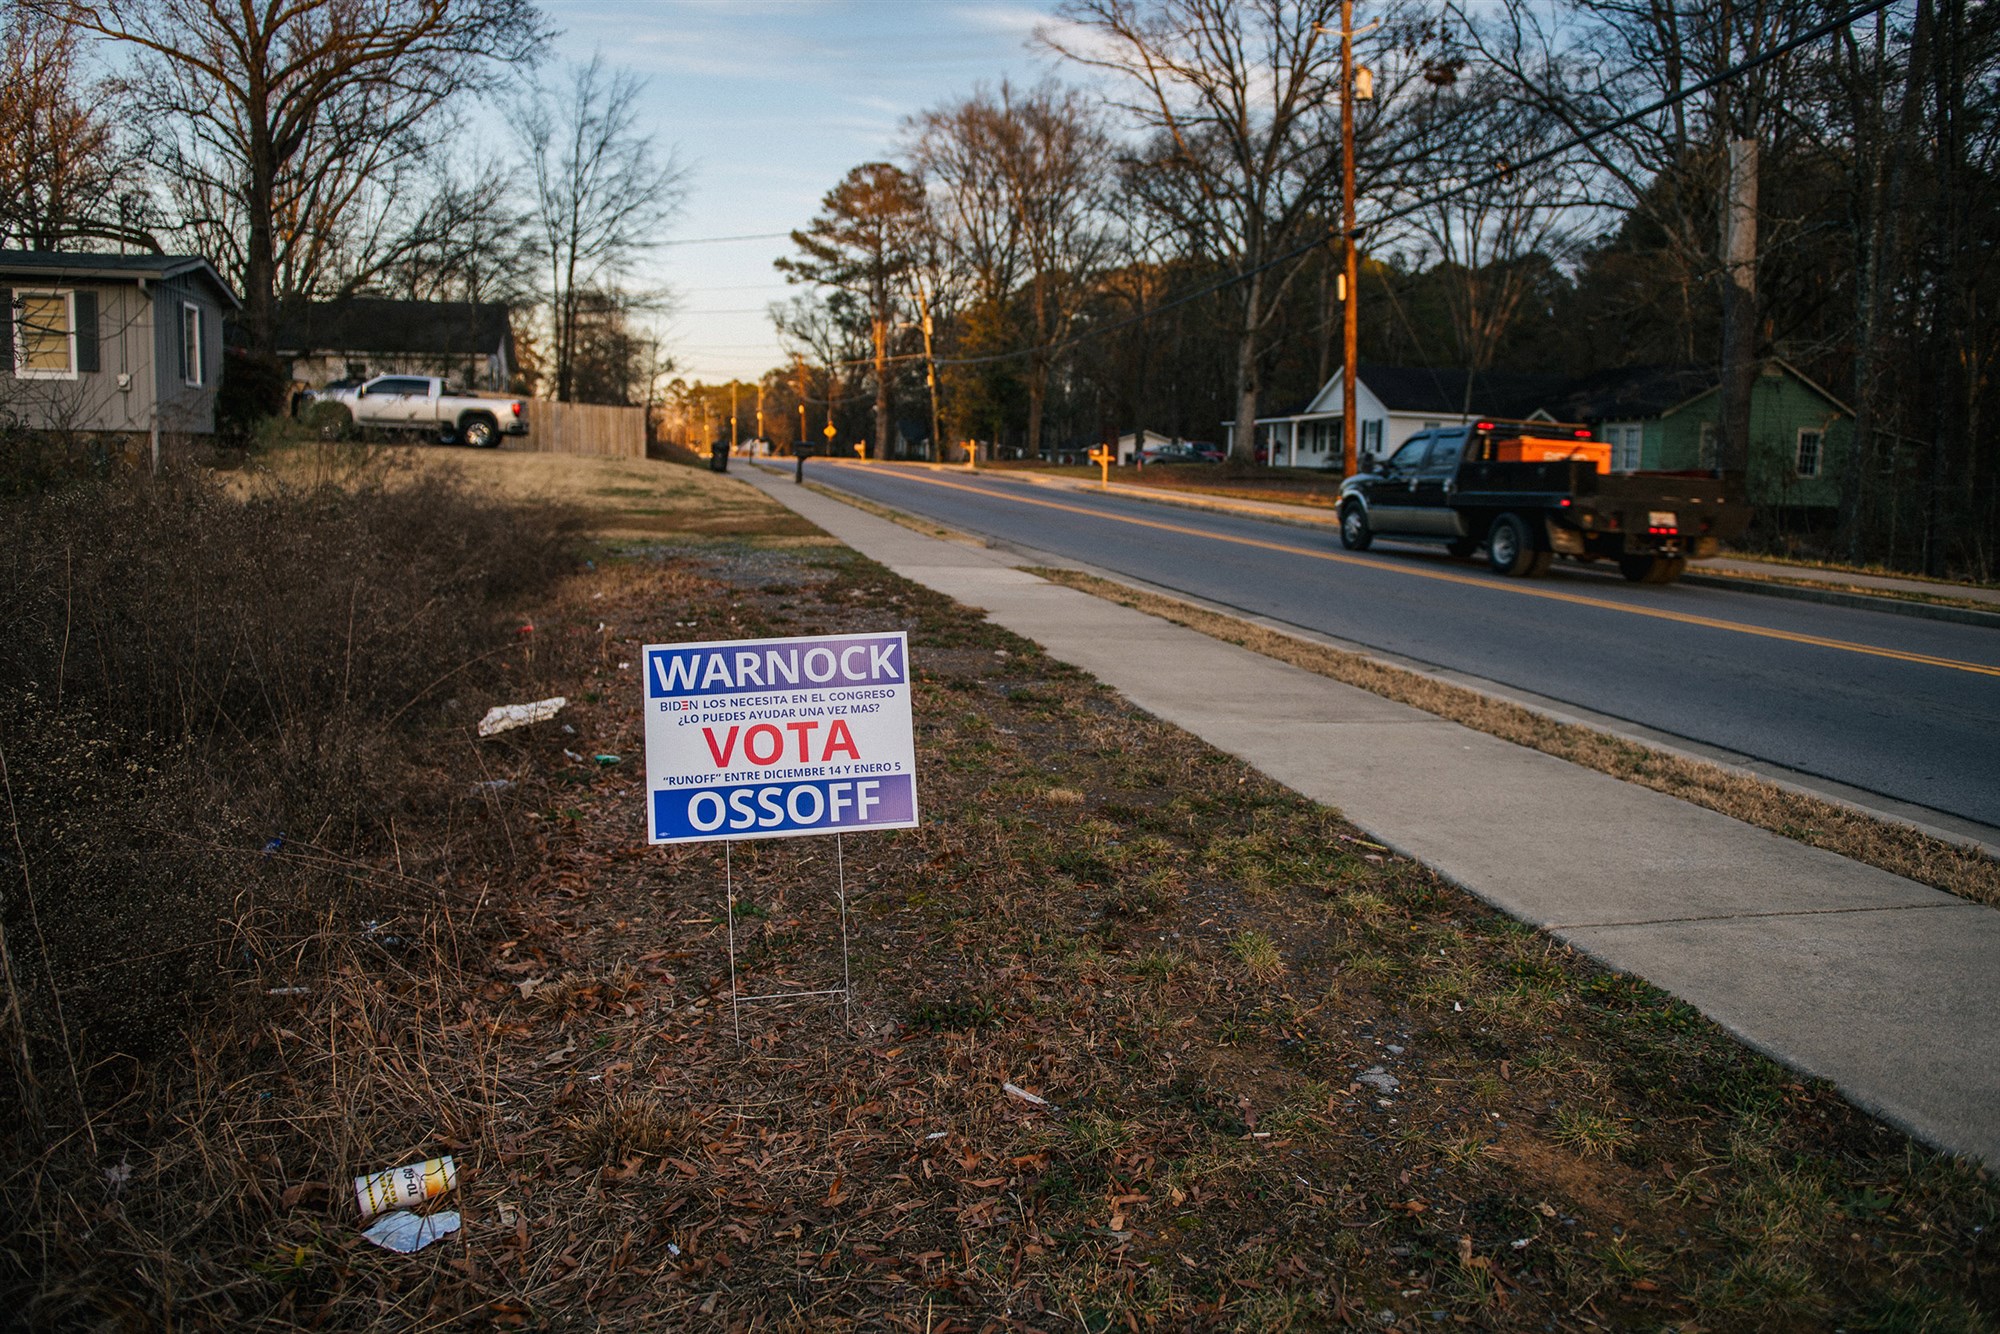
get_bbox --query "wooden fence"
[516,399,647,458]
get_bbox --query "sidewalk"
[927,462,2000,620]
[745,464,2000,1165]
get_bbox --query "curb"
[1678,573,2000,630]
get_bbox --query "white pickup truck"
[307,375,528,448]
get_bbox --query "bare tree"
[1396,74,1592,411]
[912,82,1117,456]
[0,4,149,250]
[771,292,869,449]
[778,163,927,458]
[1046,0,1428,462]
[375,164,537,309]
[518,53,686,403]
[35,0,548,354]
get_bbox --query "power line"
[658,231,791,247]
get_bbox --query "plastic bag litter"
[477,697,568,738]
[362,1209,461,1253]
[1003,1082,1051,1108]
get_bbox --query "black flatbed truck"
[1335,422,1752,585]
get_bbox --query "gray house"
[0,251,238,438]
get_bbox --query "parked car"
[304,375,528,448]
[1336,421,1750,584]
[1139,442,1211,466]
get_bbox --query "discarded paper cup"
[354,1155,456,1219]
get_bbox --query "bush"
[0,465,579,1057]
[215,349,292,447]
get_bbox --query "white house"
[1225,365,1572,471]
[1115,429,1180,465]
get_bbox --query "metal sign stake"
[722,833,854,1045]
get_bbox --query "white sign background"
[642,630,919,844]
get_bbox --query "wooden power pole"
[1339,0,1361,478]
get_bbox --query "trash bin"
[708,439,728,473]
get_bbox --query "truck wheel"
[1446,537,1478,559]
[461,415,499,449]
[1487,513,1547,576]
[1339,503,1373,551]
[436,421,459,446]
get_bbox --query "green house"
[1549,359,1853,513]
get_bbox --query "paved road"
[793,460,2000,829]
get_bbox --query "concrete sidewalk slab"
[742,465,2000,1164]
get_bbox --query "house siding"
[3,283,158,433]
[3,274,226,435]
[1655,371,1850,507]
[150,273,224,435]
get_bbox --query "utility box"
[1492,436,1612,473]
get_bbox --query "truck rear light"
[511,402,523,417]
[1558,497,1571,507]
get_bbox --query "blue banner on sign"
[652,774,916,842]
[646,635,907,700]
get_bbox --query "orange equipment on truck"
[1490,435,1611,473]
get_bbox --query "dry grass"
[1031,567,2000,909]
[243,440,822,541]
[6,476,1996,1331]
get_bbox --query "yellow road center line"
[827,462,2000,680]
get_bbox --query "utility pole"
[730,381,740,453]
[918,297,942,464]
[1339,0,1361,479]
[755,381,765,446]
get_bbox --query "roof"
[1546,358,1854,422]
[0,249,241,307]
[274,297,513,357]
[1353,365,1574,419]
[1544,364,1719,421]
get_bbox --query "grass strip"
[1029,566,2000,910]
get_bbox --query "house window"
[1796,429,1823,478]
[1607,423,1643,471]
[1362,419,1382,456]
[13,289,76,378]
[180,302,205,386]
[1697,421,1718,469]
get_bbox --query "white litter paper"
[478,697,567,738]
[361,1209,462,1253]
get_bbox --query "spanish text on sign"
[642,632,920,844]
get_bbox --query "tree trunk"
[243,109,278,357]
[1839,12,1891,564]
[1717,137,1759,475]
[1230,272,1264,462]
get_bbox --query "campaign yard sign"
[643,631,919,844]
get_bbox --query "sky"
[545,1,1070,385]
